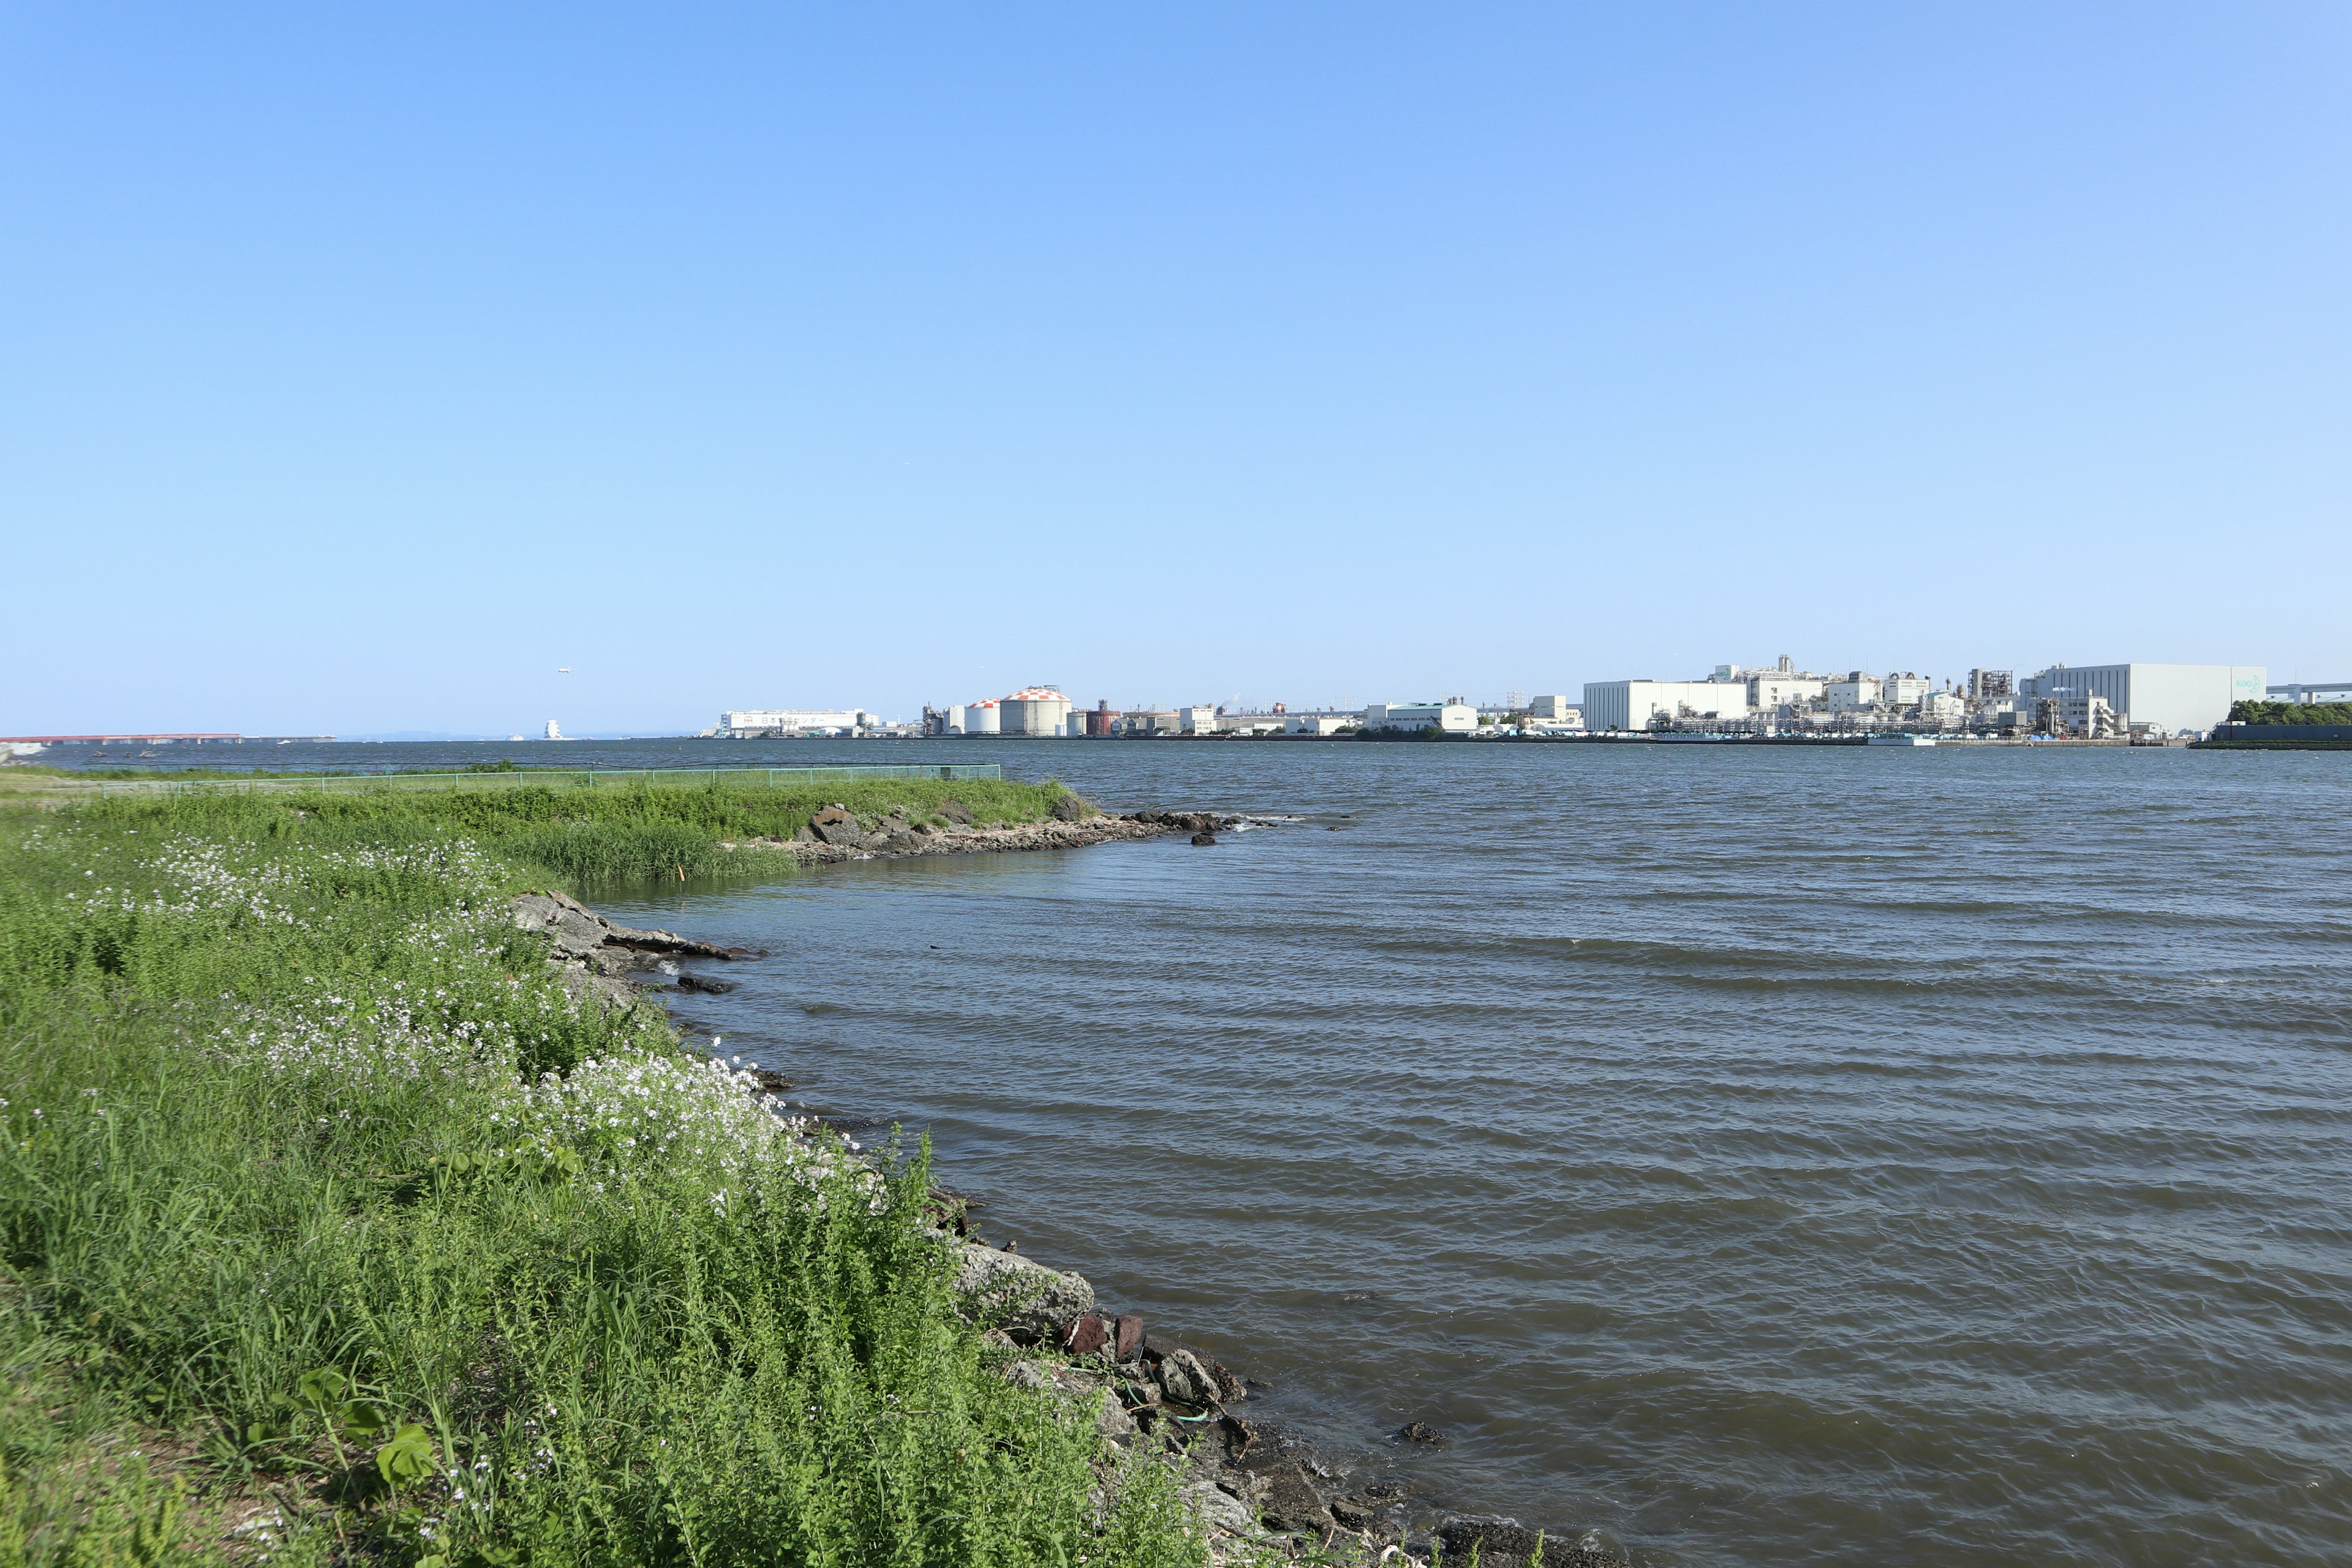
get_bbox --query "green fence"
[89,764,1005,797]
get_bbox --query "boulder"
[1114,1313,1145,1361]
[1180,1482,1256,1536]
[937,797,974,826]
[1438,1520,1546,1568]
[1156,1348,1216,1406]
[1065,1313,1109,1356]
[1189,832,1218,846]
[998,1360,1053,1392]
[1049,794,1088,822]
[1241,1453,1334,1535]
[1398,1421,1442,1444]
[812,818,863,847]
[950,1240,1095,1344]
[1095,1395,1136,1442]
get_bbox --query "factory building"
[1581,681,1751,732]
[1120,710,1182,736]
[2017,664,2264,737]
[1364,701,1479,733]
[1823,674,1880,714]
[1747,673,1825,711]
[720,709,869,736]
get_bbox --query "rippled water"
[185,737,2352,1563]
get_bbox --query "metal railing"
[88,764,1004,797]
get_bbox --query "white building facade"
[1581,681,1751,732]
[1364,701,1478,733]
[720,709,869,736]
[2018,664,2264,737]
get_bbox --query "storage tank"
[998,687,1072,737]
[964,699,1000,734]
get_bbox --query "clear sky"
[6,4,2348,735]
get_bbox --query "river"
[59,736,2352,1564]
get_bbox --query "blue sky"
[5,4,2347,734]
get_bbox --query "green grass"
[0,799,1196,1567]
[39,778,1074,891]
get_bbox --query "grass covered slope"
[0,804,1195,1566]
[29,777,1075,888]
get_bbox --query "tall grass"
[56,777,1071,891]
[0,804,1197,1566]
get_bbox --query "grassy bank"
[16,777,1074,889]
[0,795,1196,1566]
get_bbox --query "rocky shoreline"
[510,805,1580,1567]
[736,801,1249,864]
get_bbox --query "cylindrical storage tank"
[946,705,967,734]
[965,701,1000,734]
[998,689,1072,736]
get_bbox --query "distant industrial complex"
[709,661,2292,744]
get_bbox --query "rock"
[1212,1364,1246,1403]
[998,1360,1053,1392]
[1065,1313,1109,1356]
[1049,794,1088,822]
[1238,1452,1335,1535]
[1096,1393,1136,1441]
[950,1240,1095,1344]
[1142,1332,1212,1366]
[674,973,735,995]
[1115,1313,1145,1361]
[813,818,863,847]
[1438,1519,1547,1568]
[1156,1348,1216,1406]
[937,797,974,825]
[1330,1498,1381,1529]
[791,825,816,843]
[747,1069,790,1093]
[1180,1482,1256,1535]
[1399,1421,1442,1444]
[1190,832,1217,846]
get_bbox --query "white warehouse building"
[2018,664,2264,736]
[1364,701,1478,733]
[721,709,869,736]
[1581,680,1751,732]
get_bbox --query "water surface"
[130,737,2352,1564]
